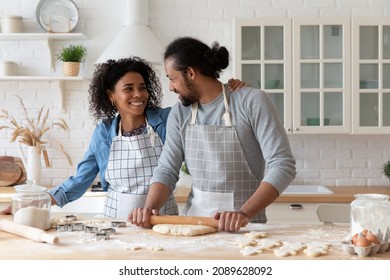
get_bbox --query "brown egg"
[355,235,371,247]
[351,233,359,244]
[365,231,380,245]
[361,229,368,236]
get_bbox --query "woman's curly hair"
[88,57,162,123]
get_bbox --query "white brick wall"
[1,0,390,187]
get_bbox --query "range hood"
[95,0,163,64]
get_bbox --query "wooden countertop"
[174,186,390,203]
[2,185,390,204]
[1,215,389,260]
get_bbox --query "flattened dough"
[152,224,217,236]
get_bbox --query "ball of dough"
[13,206,51,230]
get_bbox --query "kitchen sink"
[282,185,334,195]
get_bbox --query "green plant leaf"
[56,44,87,62]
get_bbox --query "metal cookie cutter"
[57,223,72,232]
[99,228,116,235]
[84,225,98,233]
[95,232,110,241]
[71,222,84,231]
[65,215,77,221]
[111,221,126,228]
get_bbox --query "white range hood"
[95,0,163,64]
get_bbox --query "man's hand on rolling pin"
[213,211,249,232]
[0,205,12,215]
[128,208,160,228]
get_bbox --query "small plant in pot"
[56,44,87,76]
[382,160,390,181]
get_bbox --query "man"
[130,37,296,232]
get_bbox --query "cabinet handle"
[289,204,303,210]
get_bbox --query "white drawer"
[266,203,320,224]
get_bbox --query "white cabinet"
[352,18,390,134]
[234,18,293,132]
[234,18,351,134]
[292,18,351,134]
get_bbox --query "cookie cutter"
[111,221,126,228]
[71,222,84,231]
[99,228,116,235]
[84,225,99,233]
[56,223,72,232]
[95,232,110,241]
[65,215,77,221]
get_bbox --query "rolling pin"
[149,215,219,228]
[0,219,59,244]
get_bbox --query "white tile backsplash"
[1,0,390,187]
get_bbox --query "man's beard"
[180,76,199,107]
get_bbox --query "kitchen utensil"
[0,219,58,244]
[0,161,22,186]
[0,156,27,185]
[149,215,220,228]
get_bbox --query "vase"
[63,61,80,76]
[26,146,42,184]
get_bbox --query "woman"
[46,57,245,218]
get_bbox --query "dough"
[240,246,263,256]
[13,206,51,230]
[152,224,217,236]
[244,231,267,239]
[303,242,331,257]
[273,242,306,257]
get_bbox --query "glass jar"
[12,181,51,230]
[350,193,390,236]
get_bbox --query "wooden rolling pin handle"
[0,220,59,244]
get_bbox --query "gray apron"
[183,83,264,223]
[104,120,178,218]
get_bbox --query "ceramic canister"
[1,15,22,33]
[0,61,17,76]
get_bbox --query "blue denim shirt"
[49,107,171,207]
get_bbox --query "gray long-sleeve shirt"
[151,84,296,195]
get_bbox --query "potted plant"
[56,44,87,76]
[382,160,390,181]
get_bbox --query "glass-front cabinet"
[352,18,390,134]
[234,18,351,134]
[234,18,292,132]
[293,18,351,134]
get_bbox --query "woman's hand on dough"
[214,211,249,232]
[128,208,159,228]
[0,205,12,215]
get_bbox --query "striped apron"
[183,84,264,223]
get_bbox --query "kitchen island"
[1,215,389,260]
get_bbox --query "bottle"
[350,193,390,236]
[12,181,51,230]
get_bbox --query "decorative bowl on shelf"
[265,79,280,89]
[306,118,330,126]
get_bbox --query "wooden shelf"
[0,76,90,112]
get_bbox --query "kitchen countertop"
[174,186,390,203]
[1,185,390,204]
[1,214,389,260]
